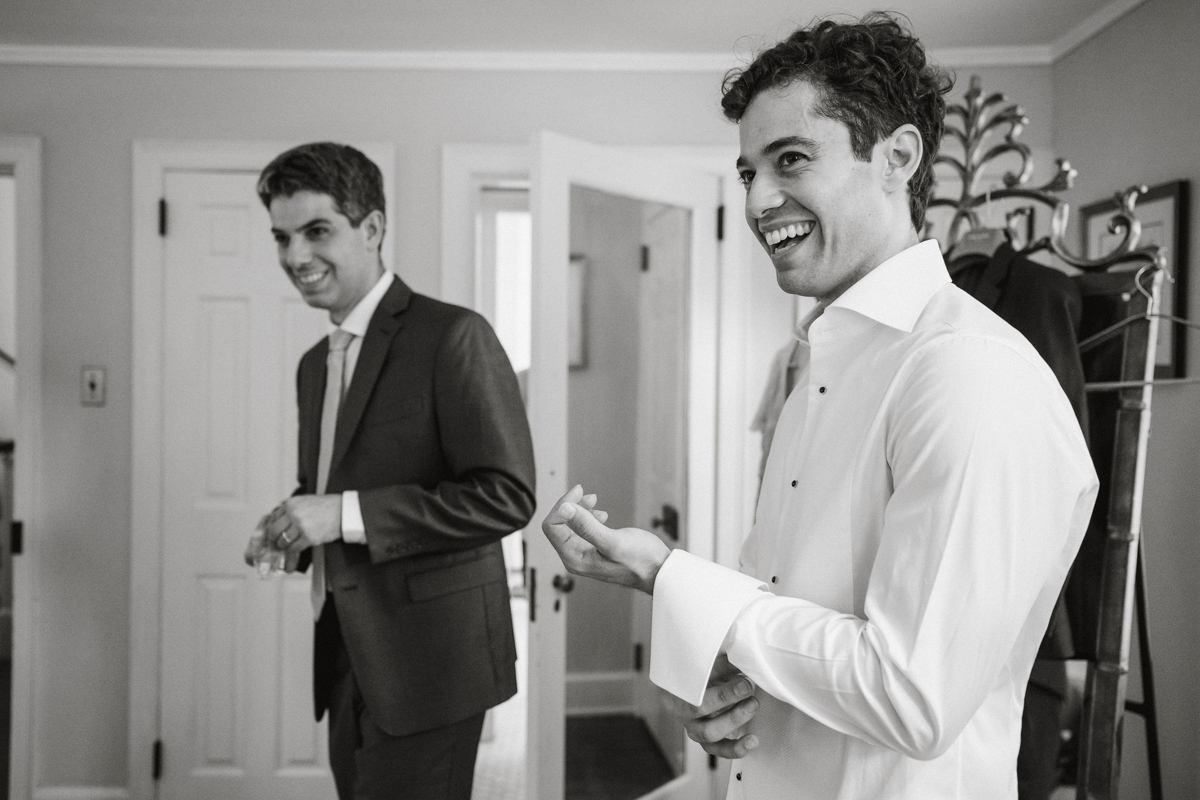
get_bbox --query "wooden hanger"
[949,226,1008,263]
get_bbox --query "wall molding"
[34,788,130,800]
[565,670,639,716]
[0,0,1152,75]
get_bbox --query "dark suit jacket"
[296,276,536,737]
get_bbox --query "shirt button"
[791,480,797,487]
[771,576,778,584]
[736,773,742,781]
[819,386,827,394]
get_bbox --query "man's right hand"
[663,654,762,759]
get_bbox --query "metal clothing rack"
[930,75,1171,800]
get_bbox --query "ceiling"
[0,0,1137,57]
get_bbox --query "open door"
[524,131,721,800]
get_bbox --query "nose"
[282,237,312,271]
[744,172,786,222]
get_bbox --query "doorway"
[0,137,41,800]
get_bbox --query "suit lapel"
[299,342,327,494]
[330,277,412,474]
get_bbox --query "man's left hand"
[542,485,671,595]
[261,495,342,566]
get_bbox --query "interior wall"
[0,58,1050,790]
[0,175,13,441]
[564,186,640,675]
[1053,0,1200,795]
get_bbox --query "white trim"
[439,144,530,307]
[129,140,394,800]
[0,45,739,72]
[0,136,42,800]
[931,45,1054,68]
[0,9,1149,75]
[564,670,639,716]
[1051,0,1148,61]
[34,788,131,800]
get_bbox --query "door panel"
[159,170,333,798]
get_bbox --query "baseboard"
[565,669,640,716]
[33,788,130,800]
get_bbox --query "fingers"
[700,731,761,760]
[558,501,616,548]
[683,695,761,749]
[662,672,755,725]
[244,536,261,567]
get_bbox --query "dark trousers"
[1018,681,1066,800]
[324,601,486,800]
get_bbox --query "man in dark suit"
[245,142,536,800]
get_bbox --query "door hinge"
[10,521,21,555]
[634,642,644,672]
[158,198,168,237]
[640,244,650,272]
[716,205,725,241]
[152,739,163,780]
[528,567,537,622]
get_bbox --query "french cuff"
[340,491,366,543]
[649,549,767,707]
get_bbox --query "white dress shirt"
[330,270,395,543]
[649,241,1098,799]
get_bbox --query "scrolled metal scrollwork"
[929,75,1161,273]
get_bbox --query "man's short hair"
[721,12,952,231]
[257,142,386,230]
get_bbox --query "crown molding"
[0,45,738,72]
[931,45,1054,68]
[1051,0,1147,61]
[0,43,1059,70]
[0,2,1150,73]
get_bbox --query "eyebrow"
[736,135,821,170]
[270,217,332,237]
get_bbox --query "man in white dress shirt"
[542,13,1098,799]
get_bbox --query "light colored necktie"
[312,328,355,620]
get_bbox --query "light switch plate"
[81,366,106,407]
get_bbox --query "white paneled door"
[158,170,334,798]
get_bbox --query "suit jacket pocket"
[366,395,427,429]
[407,550,504,602]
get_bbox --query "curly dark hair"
[721,12,953,231]
[257,142,386,235]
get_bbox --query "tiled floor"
[565,715,675,800]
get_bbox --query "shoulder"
[900,285,1066,409]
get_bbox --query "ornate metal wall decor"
[929,74,1163,274]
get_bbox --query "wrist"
[640,544,672,595]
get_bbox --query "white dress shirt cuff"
[649,549,767,706]
[340,491,366,543]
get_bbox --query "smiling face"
[737,80,919,303]
[269,190,385,324]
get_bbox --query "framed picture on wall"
[1082,179,1190,378]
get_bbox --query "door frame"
[0,136,44,800]
[129,140,395,800]
[441,143,759,571]
[442,140,762,800]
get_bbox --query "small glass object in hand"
[249,534,286,578]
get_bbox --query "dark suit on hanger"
[951,242,1085,800]
[297,276,535,797]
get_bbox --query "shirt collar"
[825,239,950,333]
[332,271,394,338]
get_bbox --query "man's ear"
[880,124,923,193]
[359,208,386,251]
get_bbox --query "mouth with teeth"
[292,267,332,292]
[762,221,816,254]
